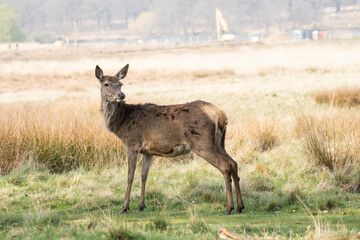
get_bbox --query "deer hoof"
[138,205,146,211]
[223,211,232,215]
[236,206,245,214]
[119,207,129,214]
[223,207,233,215]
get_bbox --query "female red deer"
[95,64,244,215]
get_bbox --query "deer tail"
[215,110,227,150]
[220,125,227,150]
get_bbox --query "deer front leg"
[139,154,153,211]
[120,150,138,213]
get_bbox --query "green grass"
[0,160,359,240]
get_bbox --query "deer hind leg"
[120,150,138,213]
[139,154,153,211]
[217,121,245,213]
[229,156,245,213]
[219,150,245,213]
[193,148,234,215]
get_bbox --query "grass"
[0,101,126,173]
[0,161,359,239]
[230,116,281,162]
[295,110,360,192]
[313,87,360,108]
[0,101,284,173]
[1,41,360,239]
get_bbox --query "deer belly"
[140,144,191,157]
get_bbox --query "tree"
[290,0,325,29]
[0,4,25,42]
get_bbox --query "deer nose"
[118,92,125,100]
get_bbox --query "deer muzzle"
[112,92,125,102]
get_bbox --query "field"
[1,40,360,239]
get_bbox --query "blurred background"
[1,0,360,47]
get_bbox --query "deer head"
[95,64,129,102]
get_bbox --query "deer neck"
[101,99,127,133]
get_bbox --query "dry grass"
[295,110,360,192]
[0,101,125,173]
[0,90,286,173]
[313,87,360,108]
[229,116,281,161]
[2,40,360,95]
[192,69,235,79]
[0,100,282,172]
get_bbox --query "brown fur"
[95,64,245,214]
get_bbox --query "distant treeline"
[0,0,359,42]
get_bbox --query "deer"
[95,64,245,215]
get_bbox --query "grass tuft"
[266,201,281,212]
[283,183,302,204]
[295,110,360,192]
[152,216,168,231]
[107,227,144,240]
[24,207,60,227]
[249,172,275,191]
[231,116,280,161]
[148,205,170,231]
[188,206,208,233]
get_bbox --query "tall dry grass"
[295,109,360,192]
[229,116,281,161]
[0,55,286,173]
[313,87,360,108]
[0,99,284,173]
[0,100,126,173]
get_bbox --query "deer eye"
[104,83,109,87]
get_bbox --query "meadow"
[0,40,360,239]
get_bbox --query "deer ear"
[95,65,104,82]
[115,64,129,80]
